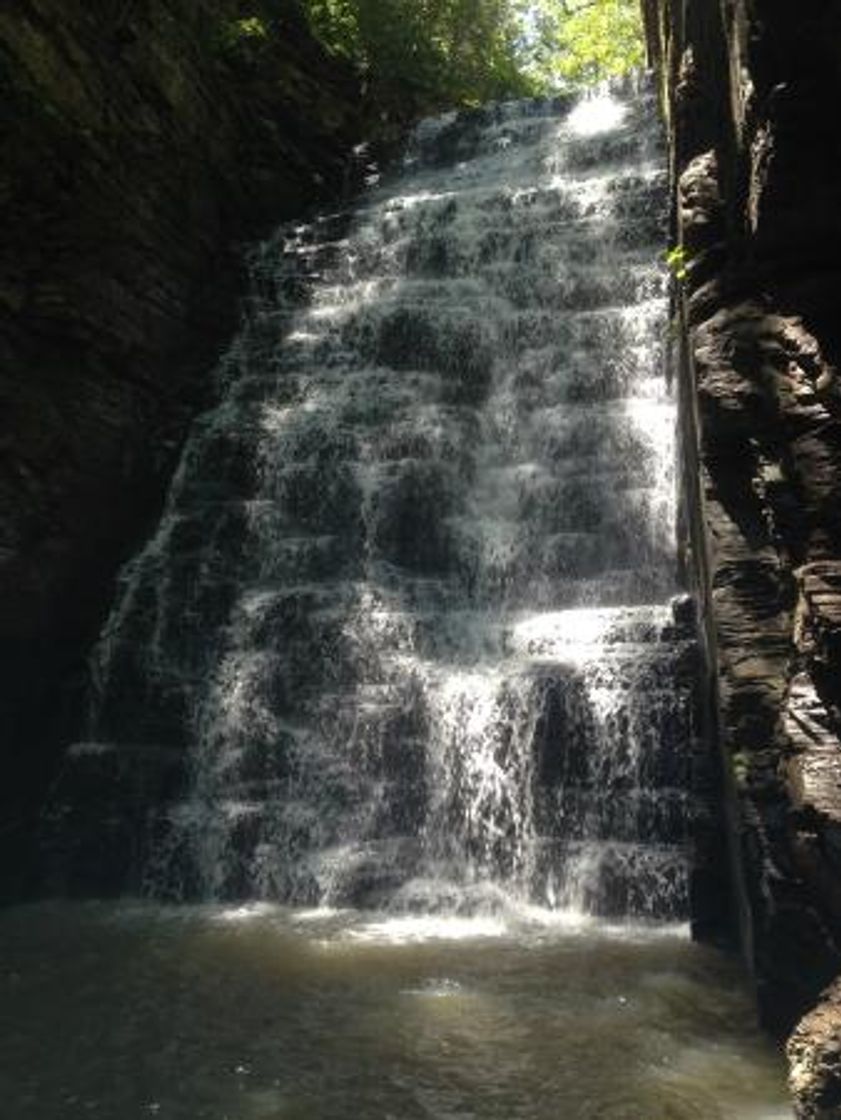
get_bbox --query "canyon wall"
[6,0,841,1104]
[643,0,841,1111]
[0,0,367,898]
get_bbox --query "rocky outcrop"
[643,0,841,1104]
[0,0,368,898]
[788,978,841,1120]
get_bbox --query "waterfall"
[64,79,696,919]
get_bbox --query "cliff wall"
[643,0,841,1111]
[0,0,366,898]
[7,0,841,1103]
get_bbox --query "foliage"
[303,0,534,113]
[215,15,270,60]
[294,0,647,114]
[523,0,645,87]
[664,244,688,281]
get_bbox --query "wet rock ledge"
[643,0,841,1111]
[0,0,366,898]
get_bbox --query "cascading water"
[64,78,696,919]
[18,80,794,1120]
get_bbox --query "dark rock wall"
[643,0,841,1105]
[0,0,366,898]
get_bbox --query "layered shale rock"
[0,0,366,898]
[643,0,841,1105]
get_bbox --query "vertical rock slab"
[643,0,841,1095]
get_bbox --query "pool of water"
[0,902,790,1119]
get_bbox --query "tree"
[305,0,533,113]
[301,0,645,116]
[522,0,644,87]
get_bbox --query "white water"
[68,81,693,920]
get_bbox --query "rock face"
[643,0,841,1104]
[788,979,841,1120]
[0,0,366,898]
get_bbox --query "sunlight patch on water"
[291,906,349,923]
[212,902,281,924]
[343,913,509,944]
[567,93,628,136]
[509,608,614,660]
[502,903,692,943]
[400,978,464,999]
[127,899,692,947]
[270,900,694,948]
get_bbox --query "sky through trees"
[301,0,645,113]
